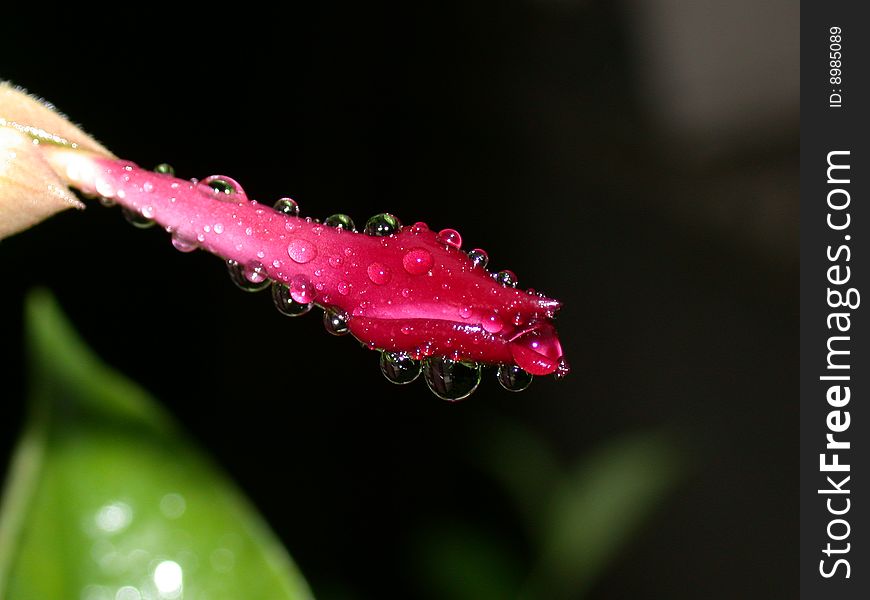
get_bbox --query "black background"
[0,3,797,598]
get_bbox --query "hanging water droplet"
[436,228,462,249]
[324,213,356,231]
[154,163,175,176]
[226,260,270,292]
[289,274,317,304]
[495,269,518,288]
[467,248,489,269]
[496,364,533,392]
[422,357,481,401]
[402,248,433,275]
[363,213,401,237]
[98,196,116,207]
[122,207,155,229]
[366,262,391,285]
[380,351,421,385]
[274,197,300,217]
[171,234,198,253]
[323,307,350,336]
[271,282,313,317]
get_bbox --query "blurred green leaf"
[0,289,314,600]
[525,432,683,599]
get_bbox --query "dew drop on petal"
[482,313,503,333]
[273,197,300,216]
[436,228,462,249]
[202,175,247,202]
[363,213,401,236]
[495,269,518,288]
[402,248,433,275]
[367,262,391,285]
[324,213,356,231]
[289,274,317,304]
[337,281,350,295]
[287,238,317,263]
[459,306,472,319]
[213,223,224,234]
[468,248,489,269]
[154,163,175,176]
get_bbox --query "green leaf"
[524,431,683,599]
[0,289,314,600]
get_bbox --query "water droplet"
[410,221,429,233]
[401,288,411,298]
[436,228,462,249]
[98,196,116,207]
[287,238,317,263]
[226,260,270,292]
[367,262,391,285]
[380,351,421,384]
[122,208,155,229]
[324,213,356,231]
[402,248,433,275]
[468,248,489,269]
[289,274,317,303]
[202,175,246,201]
[482,313,503,333]
[337,281,350,295]
[171,234,198,253]
[142,181,154,193]
[213,223,224,234]
[154,163,175,176]
[495,269,518,288]
[422,357,481,401]
[328,255,343,268]
[497,364,533,392]
[363,213,401,236]
[273,197,300,216]
[272,282,313,317]
[323,307,350,335]
[459,306,472,319]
